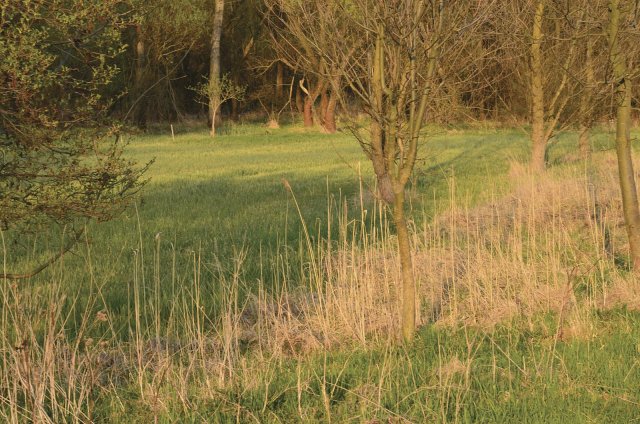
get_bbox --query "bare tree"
[265,2,341,131]
[607,0,640,269]
[491,0,596,170]
[209,0,225,136]
[268,0,488,341]
[577,36,596,157]
[527,0,586,170]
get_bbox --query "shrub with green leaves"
[0,0,148,230]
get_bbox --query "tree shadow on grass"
[14,129,535,338]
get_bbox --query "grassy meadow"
[2,122,640,423]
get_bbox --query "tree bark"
[394,190,415,342]
[209,0,224,137]
[608,0,640,270]
[372,28,414,341]
[303,96,314,127]
[301,77,324,128]
[371,33,395,205]
[323,91,337,133]
[319,90,328,124]
[530,0,546,172]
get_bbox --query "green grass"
[13,125,536,332]
[4,123,640,423]
[12,123,619,290]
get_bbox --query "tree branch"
[2,227,85,281]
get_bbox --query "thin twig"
[1,227,85,281]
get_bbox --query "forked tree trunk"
[530,0,546,171]
[211,109,218,137]
[301,78,324,128]
[371,31,414,342]
[608,0,640,270]
[209,0,224,137]
[370,120,395,203]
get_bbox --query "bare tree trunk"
[371,129,395,203]
[275,62,284,98]
[578,38,594,158]
[303,96,314,127]
[301,78,324,128]
[319,90,328,124]
[231,98,239,121]
[134,25,147,128]
[578,126,590,158]
[295,85,304,114]
[323,91,337,133]
[371,35,395,205]
[530,0,546,172]
[608,0,640,270]
[393,190,415,342]
[209,0,224,137]
[372,30,414,341]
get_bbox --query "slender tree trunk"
[209,0,224,137]
[578,39,594,158]
[231,98,239,121]
[211,109,218,137]
[372,28,414,341]
[295,84,304,114]
[394,190,415,342]
[276,62,284,98]
[371,34,395,204]
[608,0,640,270]
[530,0,546,172]
[134,25,147,128]
[370,119,394,203]
[578,126,591,158]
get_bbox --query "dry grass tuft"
[436,356,469,381]
[599,275,640,311]
[266,118,280,129]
